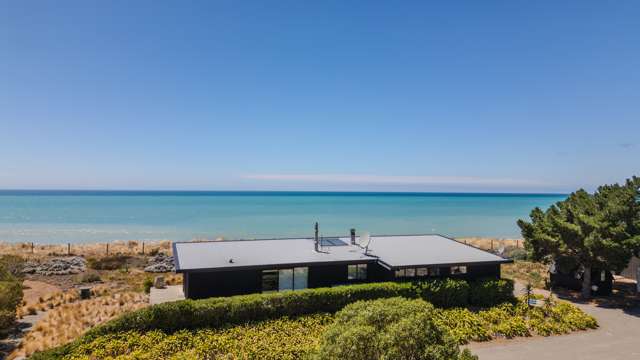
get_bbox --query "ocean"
[0,191,565,244]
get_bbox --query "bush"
[57,314,333,360]
[314,297,477,360]
[0,275,23,333]
[412,278,470,308]
[469,278,514,307]
[0,255,25,279]
[78,273,102,283]
[31,278,512,359]
[143,278,153,294]
[87,255,132,270]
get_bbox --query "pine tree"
[517,176,640,298]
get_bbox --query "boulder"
[153,276,166,289]
[22,257,87,276]
[144,254,175,273]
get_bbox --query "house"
[172,232,512,299]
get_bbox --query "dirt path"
[22,280,62,306]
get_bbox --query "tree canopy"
[517,176,640,297]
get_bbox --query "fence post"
[31,242,34,254]
[67,243,70,255]
[490,239,494,250]
[106,243,109,255]
[142,242,145,255]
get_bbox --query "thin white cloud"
[243,174,547,187]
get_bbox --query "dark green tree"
[517,176,640,298]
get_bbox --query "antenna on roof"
[360,232,371,253]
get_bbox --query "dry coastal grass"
[10,288,148,359]
[0,240,173,260]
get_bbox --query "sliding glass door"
[262,267,308,292]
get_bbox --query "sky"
[1,1,638,193]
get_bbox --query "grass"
[10,291,148,359]
[50,297,595,360]
[502,261,549,289]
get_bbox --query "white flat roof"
[173,234,510,272]
[366,234,510,268]
[173,237,373,271]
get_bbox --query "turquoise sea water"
[0,191,565,244]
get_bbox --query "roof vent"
[229,258,234,263]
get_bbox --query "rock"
[22,257,86,276]
[144,254,175,273]
[154,276,166,289]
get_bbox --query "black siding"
[182,262,504,299]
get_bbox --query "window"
[279,269,293,291]
[430,267,440,276]
[395,268,406,278]
[262,270,278,292]
[405,268,416,277]
[294,267,308,290]
[348,264,367,280]
[450,266,467,275]
[262,267,308,292]
[416,268,429,277]
[600,270,606,282]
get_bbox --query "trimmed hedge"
[469,278,514,307]
[411,278,471,308]
[32,278,514,360]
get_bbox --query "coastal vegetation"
[518,176,640,298]
[30,279,596,359]
[315,298,476,360]
[0,255,24,336]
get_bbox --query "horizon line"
[0,189,569,196]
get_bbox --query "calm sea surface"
[0,191,565,244]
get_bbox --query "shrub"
[87,255,131,270]
[78,273,102,283]
[0,255,25,279]
[0,275,23,333]
[412,278,470,308]
[143,278,153,294]
[30,278,512,359]
[314,297,477,360]
[469,278,514,307]
[504,247,528,260]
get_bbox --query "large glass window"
[279,269,294,291]
[262,270,278,292]
[262,267,308,292]
[348,264,367,280]
[294,267,308,290]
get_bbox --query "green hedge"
[469,278,514,307]
[32,278,514,360]
[411,278,471,308]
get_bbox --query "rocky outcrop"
[22,257,86,276]
[144,254,175,273]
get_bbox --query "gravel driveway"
[467,299,640,359]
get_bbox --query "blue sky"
[1,1,638,193]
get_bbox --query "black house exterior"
[173,234,511,299]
